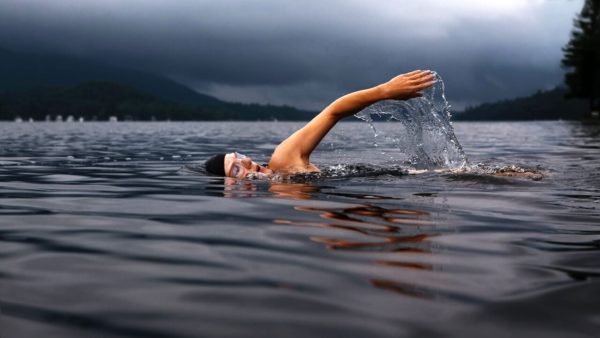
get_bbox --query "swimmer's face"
[224,152,272,178]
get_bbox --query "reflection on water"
[286,203,439,298]
[285,205,432,252]
[222,178,440,298]
[268,182,322,200]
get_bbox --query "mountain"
[0,81,316,121]
[0,48,223,106]
[0,48,317,120]
[455,87,589,121]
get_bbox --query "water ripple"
[1,121,599,338]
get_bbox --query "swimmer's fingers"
[403,69,423,77]
[413,80,435,91]
[410,71,434,82]
[403,81,434,100]
[390,70,429,84]
[406,70,432,79]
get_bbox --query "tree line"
[0,81,315,121]
[562,0,599,117]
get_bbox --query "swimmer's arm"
[269,70,434,168]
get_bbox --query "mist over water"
[355,72,467,170]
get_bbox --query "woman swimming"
[204,70,435,178]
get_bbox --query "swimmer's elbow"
[322,102,357,121]
[324,86,386,120]
[321,107,344,122]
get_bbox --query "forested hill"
[0,48,317,120]
[0,48,223,107]
[0,82,316,121]
[455,87,589,121]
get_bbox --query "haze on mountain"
[0,49,316,121]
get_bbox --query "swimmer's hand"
[378,70,435,100]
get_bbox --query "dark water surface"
[1,121,599,338]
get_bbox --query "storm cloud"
[0,0,583,109]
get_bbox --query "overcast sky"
[0,0,584,110]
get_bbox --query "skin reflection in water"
[222,177,259,198]
[280,205,433,253]
[268,182,322,200]
[220,178,440,299]
[223,178,321,199]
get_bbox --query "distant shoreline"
[2,118,597,123]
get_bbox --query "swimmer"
[204,70,436,178]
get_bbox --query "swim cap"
[205,153,226,176]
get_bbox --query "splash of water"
[354,72,467,169]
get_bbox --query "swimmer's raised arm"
[268,70,435,172]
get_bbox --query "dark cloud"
[0,0,583,109]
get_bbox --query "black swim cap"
[205,153,226,176]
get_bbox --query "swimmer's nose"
[241,158,253,169]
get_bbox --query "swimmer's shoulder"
[268,156,319,174]
[268,147,319,174]
[269,163,320,175]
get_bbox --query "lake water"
[0,121,599,338]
